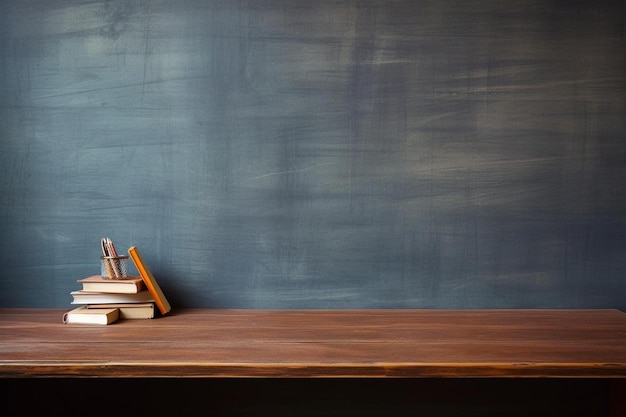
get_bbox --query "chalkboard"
[1,0,625,309]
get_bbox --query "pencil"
[106,238,123,278]
[101,238,115,278]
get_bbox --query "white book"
[70,289,154,305]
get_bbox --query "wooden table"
[1,308,625,415]
[2,308,626,378]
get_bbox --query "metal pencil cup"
[101,255,129,279]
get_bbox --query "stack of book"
[64,275,156,324]
[63,246,171,325]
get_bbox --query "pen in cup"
[100,237,125,278]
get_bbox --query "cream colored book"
[87,303,155,319]
[63,306,119,325]
[78,275,144,294]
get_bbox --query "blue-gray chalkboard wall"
[1,0,624,309]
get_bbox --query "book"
[71,289,154,305]
[128,246,171,315]
[78,275,144,294]
[63,306,119,325]
[87,303,155,319]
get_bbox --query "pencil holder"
[100,255,129,279]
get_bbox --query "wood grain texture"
[1,308,625,378]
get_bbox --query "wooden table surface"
[1,308,626,378]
